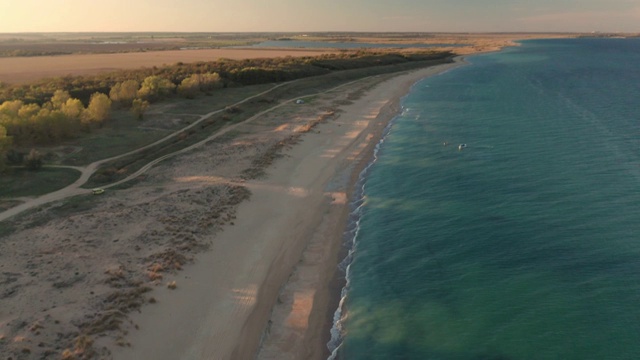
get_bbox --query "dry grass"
[61,335,95,360]
[0,48,335,84]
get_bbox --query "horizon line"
[0,31,636,35]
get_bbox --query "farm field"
[0,47,334,83]
[0,32,580,84]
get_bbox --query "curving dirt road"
[0,77,369,223]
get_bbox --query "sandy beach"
[0,60,462,359]
[115,61,463,360]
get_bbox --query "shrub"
[25,149,43,170]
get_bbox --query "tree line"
[0,50,451,106]
[0,90,111,144]
[0,71,225,142]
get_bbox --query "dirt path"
[0,82,289,222]
[0,60,465,360]
[0,77,368,223]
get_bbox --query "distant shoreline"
[254,58,467,360]
[0,32,579,84]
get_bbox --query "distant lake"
[245,40,466,49]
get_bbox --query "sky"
[0,0,639,33]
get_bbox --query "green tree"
[177,73,222,98]
[0,125,12,172]
[0,96,86,145]
[137,76,175,101]
[84,93,112,125]
[0,100,23,116]
[24,148,43,170]
[131,98,150,120]
[199,72,223,91]
[109,80,139,105]
[60,98,85,120]
[177,76,200,99]
[17,103,41,119]
[50,90,71,109]
[42,109,78,142]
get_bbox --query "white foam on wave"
[326,109,403,359]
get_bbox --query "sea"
[330,38,640,360]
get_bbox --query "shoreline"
[0,57,465,360]
[0,36,581,360]
[254,58,466,360]
[109,60,466,360]
[0,36,582,360]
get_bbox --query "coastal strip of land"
[0,57,462,360]
[107,59,464,360]
[0,55,460,360]
[0,33,582,360]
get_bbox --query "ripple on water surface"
[337,38,640,360]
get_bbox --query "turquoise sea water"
[334,39,640,359]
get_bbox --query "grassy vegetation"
[0,221,15,238]
[0,85,281,196]
[83,101,260,187]
[155,83,275,115]
[0,50,451,106]
[84,57,451,187]
[1,53,452,198]
[56,111,178,166]
[50,194,101,216]
[1,49,451,171]
[45,85,276,166]
[0,194,100,235]
[249,56,452,99]
[0,167,80,198]
[21,85,272,167]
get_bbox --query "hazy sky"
[1,0,639,33]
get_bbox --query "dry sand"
[0,60,461,359]
[113,61,464,360]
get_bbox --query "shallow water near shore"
[336,38,640,359]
